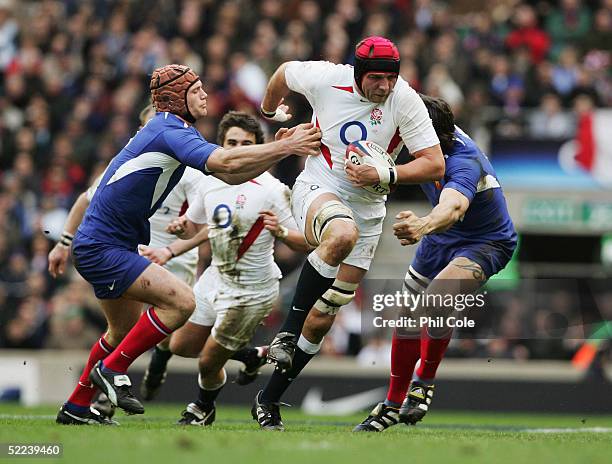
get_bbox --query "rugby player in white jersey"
[252,36,445,430]
[162,111,310,426]
[139,112,308,402]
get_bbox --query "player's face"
[186,80,208,119]
[360,72,398,103]
[223,127,257,148]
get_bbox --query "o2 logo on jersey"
[213,204,232,228]
[339,121,368,146]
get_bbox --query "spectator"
[528,93,575,139]
[505,4,550,64]
[546,0,592,57]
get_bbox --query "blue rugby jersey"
[419,126,516,245]
[78,112,219,249]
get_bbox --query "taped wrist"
[59,231,74,247]
[260,106,276,118]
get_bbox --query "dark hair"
[217,111,265,146]
[419,94,455,154]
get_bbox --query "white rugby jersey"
[285,60,440,202]
[185,172,297,285]
[87,167,204,273]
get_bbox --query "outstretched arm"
[392,188,469,245]
[205,123,320,183]
[213,126,303,185]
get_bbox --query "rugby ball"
[346,140,396,195]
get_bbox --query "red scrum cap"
[150,64,200,123]
[354,36,400,92]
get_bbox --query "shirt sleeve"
[396,84,440,154]
[162,127,220,173]
[443,155,481,204]
[185,183,208,225]
[269,180,297,228]
[183,168,205,206]
[285,61,337,102]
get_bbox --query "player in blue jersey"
[353,95,517,432]
[56,64,321,424]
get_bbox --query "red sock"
[102,308,172,374]
[415,328,451,382]
[67,337,114,407]
[386,331,421,405]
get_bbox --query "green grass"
[1,404,611,464]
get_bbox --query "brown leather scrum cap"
[150,64,200,123]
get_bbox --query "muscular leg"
[415,256,486,382]
[261,265,366,403]
[63,298,142,413]
[170,322,212,358]
[97,264,196,374]
[384,266,429,407]
[192,337,234,410]
[277,192,358,337]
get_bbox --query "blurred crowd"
[0,0,610,358]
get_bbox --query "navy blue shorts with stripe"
[71,232,151,299]
[412,236,516,281]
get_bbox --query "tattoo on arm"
[452,262,486,282]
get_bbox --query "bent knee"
[170,290,196,318]
[321,221,359,262]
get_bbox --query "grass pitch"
[1,404,611,464]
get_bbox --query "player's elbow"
[429,155,445,180]
[433,160,445,180]
[427,145,446,180]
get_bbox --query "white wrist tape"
[371,162,390,184]
[262,106,291,123]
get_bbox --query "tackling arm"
[205,123,321,182]
[393,188,469,245]
[421,188,470,233]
